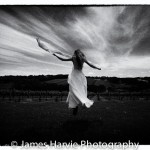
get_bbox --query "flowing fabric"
[37,38,94,108]
[66,67,94,108]
[36,38,71,57]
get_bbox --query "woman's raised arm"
[53,53,72,61]
[84,58,101,70]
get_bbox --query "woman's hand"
[94,66,101,70]
[97,67,101,70]
[53,53,56,56]
[94,64,101,70]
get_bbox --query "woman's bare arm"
[84,58,101,70]
[53,53,72,61]
[54,52,71,58]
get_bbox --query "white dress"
[66,58,94,108]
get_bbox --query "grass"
[0,100,150,145]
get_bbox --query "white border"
[0,1,150,149]
[0,0,149,5]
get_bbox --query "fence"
[0,90,150,102]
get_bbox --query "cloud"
[0,6,150,77]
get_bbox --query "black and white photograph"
[0,5,150,148]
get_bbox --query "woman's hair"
[74,49,85,69]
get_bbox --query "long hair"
[74,49,85,69]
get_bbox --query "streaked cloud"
[0,6,150,77]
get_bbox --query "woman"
[36,38,101,115]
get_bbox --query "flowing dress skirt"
[66,68,94,108]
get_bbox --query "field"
[0,100,150,145]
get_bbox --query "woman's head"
[73,49,85,69]
[74,49,84,58]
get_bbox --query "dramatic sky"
[0,6,150,77]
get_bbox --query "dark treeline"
[0,74,68,83]
[0,75,150,93]
[0,75,68,91]
[1,75,150,102]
